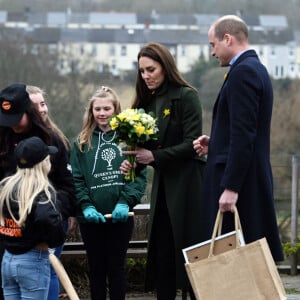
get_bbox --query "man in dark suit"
[193,15,284,262]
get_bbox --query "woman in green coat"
[122,42,206,299]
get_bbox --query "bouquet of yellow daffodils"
[109,108,158,181]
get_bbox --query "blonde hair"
[77,86,121,152]
[26,85,71,151]
[0,157,56,227]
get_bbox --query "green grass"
[286,288,300,294]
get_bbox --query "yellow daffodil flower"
[163,108,170,118]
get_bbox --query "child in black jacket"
[0,136,65,300]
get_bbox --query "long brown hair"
[26,85,71,151]
[132,42,196,109]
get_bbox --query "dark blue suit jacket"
[202,49,284,261]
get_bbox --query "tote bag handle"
[208,206,245,257]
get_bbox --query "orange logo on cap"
[1,101,11,111]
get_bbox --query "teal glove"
[112,203,129,223]
[82,206,106,223]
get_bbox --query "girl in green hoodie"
[70,86,147,300]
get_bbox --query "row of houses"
[1,10,299,79]
[0,9,289,31]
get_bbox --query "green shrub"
[283,236,300,257]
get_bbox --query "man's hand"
[219,189,238,212]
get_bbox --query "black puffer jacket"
[0,126,76,219]
[0,191,65,254]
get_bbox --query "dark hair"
[132,42,196,109]
[26,85,71,151]
[0,102,55,159]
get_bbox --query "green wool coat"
[144,84,206,290]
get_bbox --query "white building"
[0,10,299,79]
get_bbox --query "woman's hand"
[193,135,210,156]
[122,147,154,165]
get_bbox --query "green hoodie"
[70,129,147,223]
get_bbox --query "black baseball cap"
[0,83,31,127]
[15,136,58,169]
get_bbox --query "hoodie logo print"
[101,147,116,168]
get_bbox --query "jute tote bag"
[185,208,286,300]
[182,211,245,263]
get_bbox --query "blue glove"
[82,206,106,223]
[112,203,129,223]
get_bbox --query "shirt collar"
[229,49,249,67]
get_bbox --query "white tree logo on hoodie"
[101,148,116,167]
